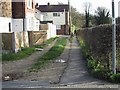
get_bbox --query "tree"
[94,7,110,25]
[71,6,85,28]
[84,2,91,27]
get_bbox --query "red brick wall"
[25,0,35,16]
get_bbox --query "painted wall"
[0,17,12,33]
[47,23,56,39]
[25,12,39,31]
[40,23,56,39]
[12,19,23,32]
[35,9,43,21]
[42,11,65,25]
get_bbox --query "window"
[56,25,61,29]
[53,13,57,16]
[53,13,60,17]
[27,0,33,9]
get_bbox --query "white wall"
[47,23,56,39]
[34,18,39,31]
[0,17,12,33]
[42,11,65,25]
[35,9,43,21]
[25,12,39,31]
[12,19,23,32]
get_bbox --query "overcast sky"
[36,0,120,17]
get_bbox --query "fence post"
[12,32,16,53]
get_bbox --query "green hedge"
[78,37,120,83]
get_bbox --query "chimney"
[47,2,50,6]
[35,3,38,8]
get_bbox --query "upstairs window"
[53,13,60,17]
[27,0,33,9]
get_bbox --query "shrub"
[77,37,120,83]
[110,73,120,83]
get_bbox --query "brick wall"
[0,0,12,17]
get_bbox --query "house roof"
[36,4,69,12]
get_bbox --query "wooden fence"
[28,30,47,46]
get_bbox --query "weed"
[2,37,57,62]
[28,37,67,72]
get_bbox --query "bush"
[110,73,120,83]
[78,37,120,83]
[87,59,97,69]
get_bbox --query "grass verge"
[28,37,67,72]
[2,37,57,62]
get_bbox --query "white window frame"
[27,0,32,9]
[53,12,60,17]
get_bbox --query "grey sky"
[36,0,120,17]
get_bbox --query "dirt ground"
[2,39,60,81]
[2,37,70,84]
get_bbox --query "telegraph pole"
[68,0,72,35]
[112,0,116,74]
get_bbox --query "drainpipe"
[22,1,25,47]
[64,9,66,35]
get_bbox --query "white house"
[35,9,43,21]
[36,3,70,35]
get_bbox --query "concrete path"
[60,36,109,85]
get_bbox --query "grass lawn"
[28,37,67,72]
[2,37,57,62]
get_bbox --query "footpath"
[2,35,119,89]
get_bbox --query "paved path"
[60,36,110,85]
[2,36,119,89]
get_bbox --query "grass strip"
[2,37,57,62]
[28,37,67,72]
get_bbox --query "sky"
[36,0,120,17]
